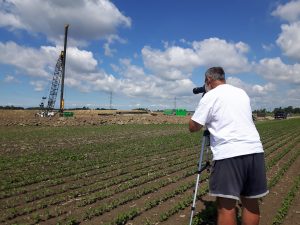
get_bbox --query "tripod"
[189,129,211,225]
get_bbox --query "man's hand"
[189,119,203,132]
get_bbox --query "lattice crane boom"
[37,25,69,117]
[46,51,64,110]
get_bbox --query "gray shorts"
[209,153,269,201]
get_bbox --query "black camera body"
[193,85,206,95]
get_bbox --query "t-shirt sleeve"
[191,97,212,126]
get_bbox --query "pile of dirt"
[0,110,190,126]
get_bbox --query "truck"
[274,111,287,119]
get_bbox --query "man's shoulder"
[220,84,247,95]
[202,84,247,102]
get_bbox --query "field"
[0,117,299,225]
[0,110,190,126]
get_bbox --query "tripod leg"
[189,135,207,225]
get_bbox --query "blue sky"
[0,0,300,110]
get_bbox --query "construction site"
[26,24,189,127]
[1,25,299,225]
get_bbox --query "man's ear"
[206,77,212,85]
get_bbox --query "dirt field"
[0,110,190,126]
[0,111,299,225]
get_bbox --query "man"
[189,67,268,225]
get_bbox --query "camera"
[193,85,206,95]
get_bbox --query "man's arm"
[189,119,203,132]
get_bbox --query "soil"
[282,184,300,225]
[0,110,190,126]
[260,150,300,225]
[1,110,299,225]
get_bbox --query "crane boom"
[37,25,69,117]
[60,24,69,113]
[46,51,64,110]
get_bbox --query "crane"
[46,51,64,110]
[38,25,69,117]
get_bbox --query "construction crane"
[38,25,69,117]
[47,51,64,110]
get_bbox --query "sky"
[0,0,300,111]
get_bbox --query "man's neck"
[211,80,226,89]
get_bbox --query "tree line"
[1,105,300,114]
[0,106,94,110]
[253,106,300,114]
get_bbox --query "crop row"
[1,146,197,207]
[0,131,199,192]
[0,146,194,201]
[1,155,198,222]
[104,132,300,225]
[1,125,292,204]
[82,168,198,221]
[268,146,300,189]
[157,142,300,224]
[82,177,181,221]
[0,124,187,155]
[100,177,210,225]
[1,137,197,196]
[271,174,300,225]
[85,134,299,224]
[0,121,294,198]
[4,130,296,223]
[262,128,299,150]
[1,119,300,224]
[5,139,296,223]
[266,135,300,170]
[190,146,300,225]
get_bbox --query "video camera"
[193,85,206,95]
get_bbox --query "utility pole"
[174,97,177,110]
[60,24,69,114]
[109,91,112,109]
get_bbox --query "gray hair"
[205,67,225,81]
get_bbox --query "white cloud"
[287,88,300,102]
[227,77,277,109]
[142,45,199,80]
[103,34,127,57]
[0,42,57,77]
[272,0,300,22]
[262,43,275,51]
[63,68,121,94]
[113,59,195,98]
[0,41,143,99]
[276,22,300,61]
[66,47,98,73]
[3,1,300,110]
[142,38,251,81]
[192,38,251,74]
[0,38,251,102]
[252,83,276,95]
[30,80,47,91]
[261,0,300,108]
[118,58,146,79]
[256,57,300,84]
[272,1,300,62]
[227,77,275,96]
[86,58,194,101]
[0,0,131,44]
[0,41,99,80]
[3,75,19,83]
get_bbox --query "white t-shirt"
[191,84,263,160]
